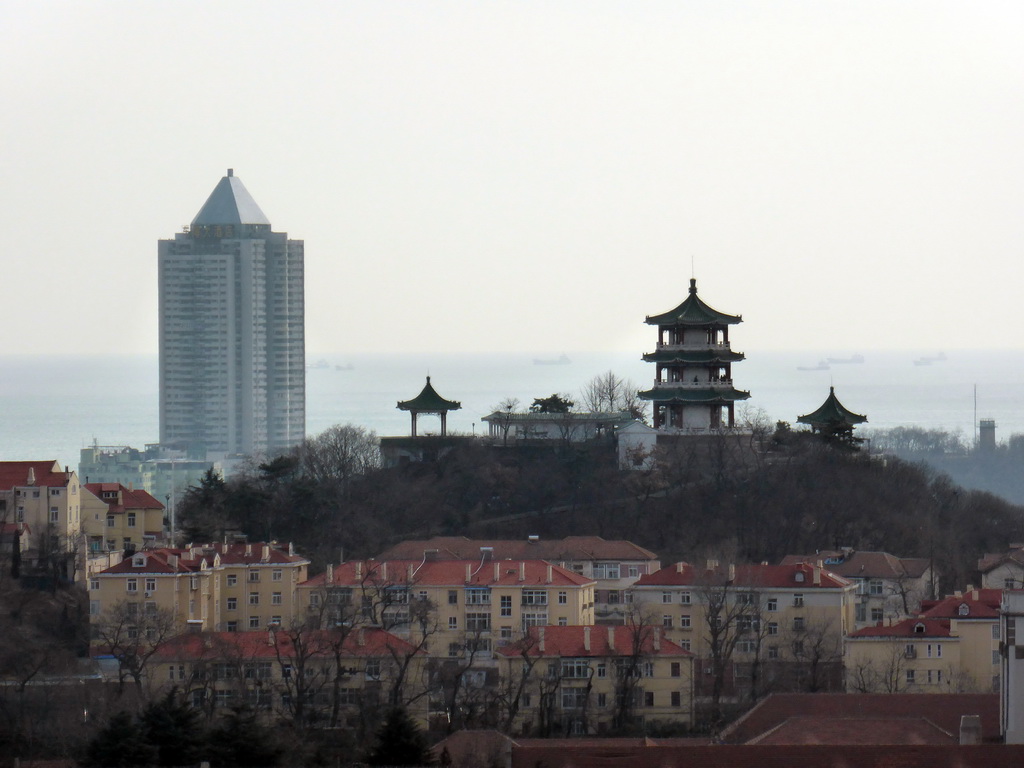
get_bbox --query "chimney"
[289,542,295,556]
[972,589,979,601]
[262,545,270,562]
[466,564,472,583]
[268,629,276,646]
[326,564,334,583]
[382,562,388,580]
[653,627,661,651]
[706,559,718,571]
[187,619,203,634]
[584,626,591,651]
[128,481,134,491]
[528,535,539,543]
[358,628,366,647]
[494,562,500,581]
[676,562,684,573]
[245,543,252,557]
[960,715,982,745]
[519,562,526,581]
[813,565,822,585]
[26,467,35,486]
[169,554,179,569]
[546,564,553,584]
[407,564,414,580]
[480,546,494,561]
[728,563,736,582]
[424,549,439,562]
[539,626,545,652]
[607,626,615,651]
[356,562,363,580]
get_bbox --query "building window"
[868,579,884,595]
[249,616,260,629]
[662,591,672,604]
[50,488,61,496]
[272,592,282,605]
[871,608,884,623]
[144,579,156,593]
[906,669,915,685]
[500,595,512,616]
[671,691,681,707]
[272,569,282,581]
[768,645,779,659]
[227,574,237,587]
[365,660,381,680]
[680,591,691,605]
[466,613,491,632]
[561,688,588,709]
[448,643,461,658]
[1005,578,1017,590]
[448,590,458,605]
[249,593,260,605]
[644,691,654,707]
[90,579,99,591]
[248,571,260,582]
[522,612,547,629]
[993,624,1001,640]
[663,615,673,628]
[793,617,805,631]
[558,591,567,604]
[793,594,804,607]
[597,693,607,707]
[127,513,136,528]
[449,617,458,630]
[226,597,237,610]
[596,663,607,678]
[679,639,691,651]
[15,507,24,522]
[558,617,568,626]
[522,590,547,606]
[767,622,779,636]
[629,566,639,578]
[679,614,691,629]
[766,598,777,612]
[671,662,681,678]
[89,600,100,616]
[50,507,59,523]
[226,621,237,632]
[608,590,620,604]
[106,514,115,528]
[592,563,620,579]
[126,579,138,593]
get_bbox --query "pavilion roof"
[645,279,742,327]
[637,386,750,404]
[797,387,867,427]
[642,348,745,364]
[396,377,461,413]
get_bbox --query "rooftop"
[635,562,851,590]
[304,558,594,589]
[645,278,742,327]
[376,536,658,563]
[191,169,270,227]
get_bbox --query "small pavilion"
[797,386,867,442]
[396,377,461,437]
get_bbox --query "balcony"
[655,341,731,350]
[651,379,734,389]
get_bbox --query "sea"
[2,349,1024,471]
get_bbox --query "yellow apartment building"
[496,625,694,736]
[82,482,166,555]
[149,627,428,727]
[297,557,596,660]
[90,540,309,634]
[631,561,857,697]
[917,589,1002,693]
[845,617,961,693]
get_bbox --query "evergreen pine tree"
[367,706,435,766]
[140,689,208,766]
[83,711,158,768]
[208,705,283,768]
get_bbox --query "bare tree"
[299,424,380,490]
[94,600,178,695]
[580,371,649,423]
[490,398,520,447]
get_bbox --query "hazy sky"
[3,1,1022,356]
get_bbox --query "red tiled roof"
[747,715,954,745]
[495,625,693,659]
[635,562,850,589]
[377,536,658,562]
[978,546,1024,573]
[720,692,1000,745]
[0,522,30,535]
[509,744,1024,768]
[84,482,164,510]
[150,627,420,661]
[781,550,930,579]
[0,460,70,490]
[303,559,593,589]
[96,541,307,575]
[921,589,1002,620]
[849,618,952,638]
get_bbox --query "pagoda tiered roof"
[642,348,745,364]
[797,387,867,427]
[637,386,751,405]
[397,376,462,413]
[645,278,742,327]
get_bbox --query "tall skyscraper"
[158,170,305,458]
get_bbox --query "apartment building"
[632,561,856,697]
[782,549,934,629]
[920,589,1002,692]
[375,536,660,626]
[82,482,166,555]
[979,545,1024,590]
[89,540,309,633]
[297,558,596,660]
[150,626,427,726]
[846,618,960,693]
[495,625,694,736]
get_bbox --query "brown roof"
[921,589,1002,620]
[97,541,307,575]
[303,559,592,589]
[376,536,658,562]
[509,744,1024,768]
[719,693,1000,745]
[496,625,693,659]
[781,550,931,579]
[848,618,952,638]
[84,482,164,511]
[636,562,851,590]
[747,715,954,745]
[978,546,1024,573]
[0,460,71,490]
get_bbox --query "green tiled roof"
[645,278,742,327]
[397,377,462,412]
[642,348,745,364]
[637,386,751,404]
[797,387,867,426]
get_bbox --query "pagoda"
[639,278,750,431]
[797,386,867,441]
[396,377,461,437]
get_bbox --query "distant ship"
[797,360,831,371]
[533,354,571,366]
[913,352,948,366]
[826,354,865,364]
[307,359,330,370]
[335,363,354,371]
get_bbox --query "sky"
[2,1,1022,357]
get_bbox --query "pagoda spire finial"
[689,277,697,295]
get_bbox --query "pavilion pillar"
[411,413,418,437]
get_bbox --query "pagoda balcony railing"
[651,379,734,388]
[655,341,731,350]
[656,426,753,436]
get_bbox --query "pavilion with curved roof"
[397,377,461,437]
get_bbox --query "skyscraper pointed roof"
[191,169,271,227]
